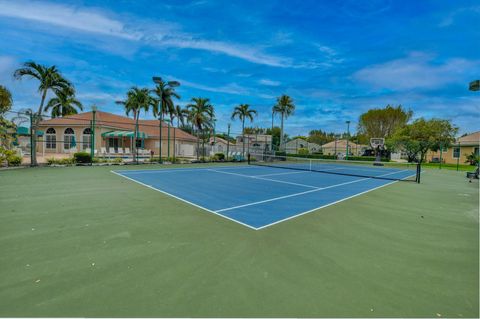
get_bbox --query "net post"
[416,162,421,183]
[247,153,251,165]
[29,111,35,167]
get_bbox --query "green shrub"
[297,148,309,155]
[214,152,225,161]
[73,152,92,163]
[7,155,22,166]
[59,158,75,165]
[112,158,123,164]
[275,151,287,157]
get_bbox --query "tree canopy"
[358,105,413,139]
[0,85,13,116]
[388,118,458,162]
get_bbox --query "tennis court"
[113,158,419,229]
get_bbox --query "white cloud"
[258,79,281,86]
[166,75,249,95]
[353,53,480,90]
[0,0,141,40]
[0,0,295,68]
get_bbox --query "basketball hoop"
[370,138,385,164]
[370,138,385,149]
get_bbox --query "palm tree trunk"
[31,89,48,166]
[280,113,284,152]
[196,127,200,160]
[242,118,245,157]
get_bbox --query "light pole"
[271,108,274,152]
[164,119,171,160]
[226,123,231,161]
[153,76,163,163]
[345,121,351,160]
[469,80,479,173]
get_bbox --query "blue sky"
[0,0,479,136]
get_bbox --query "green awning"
[101,131,148,138]
[16,127,43,136]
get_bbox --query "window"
[45,128,56,150]
[475,147,479,156]
[64,128,75,150]
[82,128,92,150]
[453,147,460,159]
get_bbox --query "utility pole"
[345,120,351,160]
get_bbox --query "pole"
[135,116,139,165]
[159,114,162,163]
[29,112,34,167]
[226,124,231,161]
[346,121,350,160]
[271,110,274,152]
[90,109,96,162]
[456,143,460,171]
[167,120,170,159]
[439,143,443,170]
[173,126,176,163]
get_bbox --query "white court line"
[254,171,309,177]
[214,169,411,213]
[207,169,318,189]
[115,165,260,174]
[111,168,416,231]
[256,171,417,230]
[110,170,257,230]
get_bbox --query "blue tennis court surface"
[112,165,415,230]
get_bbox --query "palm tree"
[273,95,295,152]
[14,61,71,165]
[151,78,180,161]
[44,87,83,118]
[187,97,215,159]
[0,85,13,116]
[231,104,257,157]
[174,105,189,128]
[116,87,152,162]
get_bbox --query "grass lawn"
[0,164,478,317]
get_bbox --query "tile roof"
[457,131,480,145]
[38,111,197,141]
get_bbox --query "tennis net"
[248,154,421,183]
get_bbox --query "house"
[321,139,367,156]
[235,134,272,155]
[427,131,480,164]
[36,111,197,159]
[208,136,234,155]
[285,138,321,154]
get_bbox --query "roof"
[321,139,361,148]
[285,138,320,147]
[457,131,480,146]
[209,136,233,145]
[38,111,197,141]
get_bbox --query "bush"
[59,157,75,165]
[112,158,123,164]
[214,152,225,161]
[297,148,309,156]
[275,151,287,157]
[73,152,92,164]
[7,155,22,166]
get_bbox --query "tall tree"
[187,97,215,159]
[0,85,13,116]
[388,118,458,163]
[273,95,295,151]
[358,105,413,140]
[44,87,83,118]
[174,105,189,128]
[14,61,71,165]
[116,87,153,161]
[231,104,257,157]
[151,79,180,121]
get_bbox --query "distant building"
[285,138,321,154]
[235,134,272,154]
[36,111,197,158]
[321,139,367,156]
[427,131,480,164]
